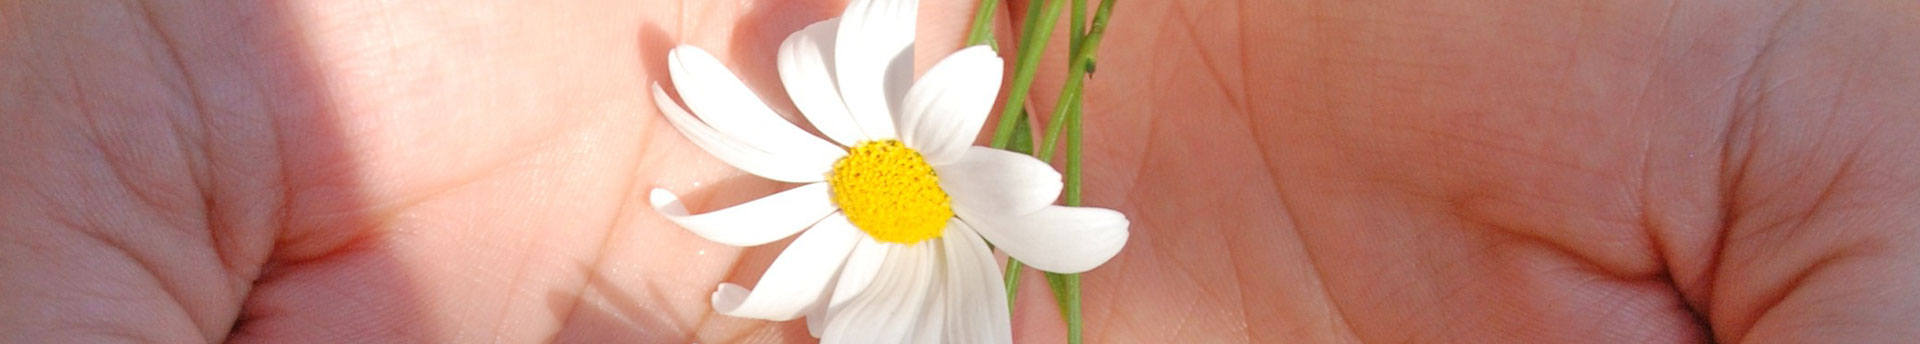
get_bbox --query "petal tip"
[648,82,668,96]
[711,283,749,314]
[968,205,1132,274]
[648,188,681,210]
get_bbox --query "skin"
[2,0,1916,342]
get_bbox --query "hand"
[3,0,1915,343]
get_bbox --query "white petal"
[910,283,948,343]
[958,205,1130,273]
[652,84,834,183]
[942,221,1013,344]
[937,147,1063,216]
[710,213,862,320]
[779,18,864,147]
[828,235,889,313]
[899,46,1004,165]
[805,301,828,338]
[649,184,836,247]
[822,241,939,343]
[833,0,917,140]
[668,46,845,161]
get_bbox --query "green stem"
[1043,2,1117,344]
[1033,90,1076,160]
[989,0,1067,148]
[1016,0,1046,58]
[1046,272,1082,342]
[993,0,1068,309]
[1064,0,1113,204]
[1071,0,1087,55]
[1003,257,1024,309]
[1064,101,1083,204]
[1033,1,1108,163]
[964,0,998,47]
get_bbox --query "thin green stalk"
[1071,0,1087,54]
[1033,81,1079,159]
[1041,1,1117,343]
[1047,272,1082,341]
[965,0,998,47]
[1003,257,1025,308]
[989,0,1067,148]
[1033,94,1073,159]
[1064,101,1083,204]
[1029,0,1105,164]
[1065,0,1114,205]
[1037,0,1114,161]
[995,0,1069,310]
[1017,0,1046,54]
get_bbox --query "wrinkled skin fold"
[2,0,1917,342]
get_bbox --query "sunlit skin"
[2,0,1917,342]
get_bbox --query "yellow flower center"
[829,140,953,244]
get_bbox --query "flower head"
[648,0,1130,342]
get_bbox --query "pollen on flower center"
[829,140,953,244]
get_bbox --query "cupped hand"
[3,0,1916,343]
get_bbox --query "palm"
[8,0,1914,343]
[249,0,1920,343]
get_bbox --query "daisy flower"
[647,0,1130,342]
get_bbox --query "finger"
[915,0,984,74]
